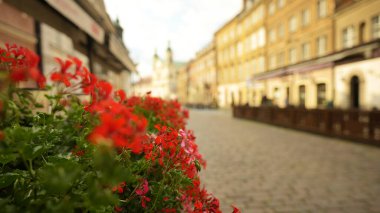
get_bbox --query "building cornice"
[253,39,380,81]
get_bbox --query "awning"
[45,0,105,44]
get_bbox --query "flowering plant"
[0,44,240,212]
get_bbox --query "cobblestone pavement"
[187,109,380,213]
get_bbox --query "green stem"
[149,161,170,212]
[21,156,35,178]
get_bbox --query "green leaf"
[38,158,81,195]
[194,160,202,172]
[22,144,49,160]
[0,172,19,188]
[0,154,18,165]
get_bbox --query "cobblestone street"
[187,109,380,213]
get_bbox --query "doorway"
[350,76,360,108]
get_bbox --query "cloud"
[104,0,242,77]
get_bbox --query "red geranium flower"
[1,44,46,88]
[136,179,149,196]
[51,58,74,87]
[232,205,241,213]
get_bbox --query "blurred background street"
[188,109,380,213]
[2,0,380,212]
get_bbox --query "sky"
[104,0,242,77]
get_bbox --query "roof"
[174,61,186,69]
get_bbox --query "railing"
[233,106,380,147]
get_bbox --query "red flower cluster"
[49,56,98,96]
[87,100,147,153]
[136,179,150,208]
[140,124,224,212]
[125,96,189,129]
[112,181,126,194]
[182,179,222,213]
[49,55,148,153]
[0,44,45,88]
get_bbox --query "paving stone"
[188,109,380,213]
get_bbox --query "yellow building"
[188,0,380,110]
[333,0,380,109]
[176,64,189,104]
[187,42,217,107]
[256,0,335,108]
[215,0,266,108]
[151,44,185,100]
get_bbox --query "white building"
[151,43,185,99]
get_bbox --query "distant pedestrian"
[261,95,268,106]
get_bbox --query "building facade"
[1,0,136,93]
[133,77,152,97]
[176,64,190,104]
[333,0,380,110]
[151,43,185,99]
[257,0,335,108]
[184,0,380,110]
[187,42,217,106]
[215,0,266,108]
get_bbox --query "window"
[245,38,250,52]
[238,64,243,80]
[229,30,234,40]
[223,35,227,43]
[372,14,380,39]
[277,52,285,67]
[302,42,310,60]
[230,46,235,59]
[299,85,306,107]
[277,0,285,8]
[317,35,327,56]
[302,9,310,27]
[253,6,265,25]
[289,16,298,32]
[269,2,276,15]
[343,26,355,48]
[251,59,257,73]
[257,5,264,20]
[359,22,365,44]
[237,42,243,56]
[317,0,327,18]
[246,0,254,9]
[237,25,242,36]
[289,48,297,64]
[270,54,276,69]
[278,24,285,38]
[269,29,276,43]
[317,83,326,107]
[258,56,265,72]
[258,28,266,47]
[286,87,290,106]
[251,33,257,50]
[273,87,280,105]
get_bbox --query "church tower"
[153,48,159,70]
[166,41,173,66]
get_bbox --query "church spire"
[166,40,173,64]
[167,41,171,51]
